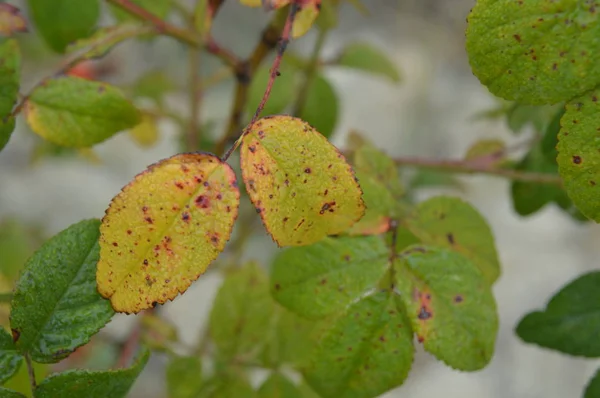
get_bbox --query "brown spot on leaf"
[11,329,20,343]
[274,283,281,291]
[573,155,582,164]
[144,217,153,224]
[454,295,464,303]
[174,182,184,190]
[195,195,210,209]
[320,201,336,214]
[182,212,190,222]
[127,229,132,235]
[447,233,455,245]
[304,167,311,173]
[513,34,521,42]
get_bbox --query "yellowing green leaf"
[557,90,600,221]
[0,4,27,36]
[338,42,400,83]
[0,39,20,152]
[66,24,155,60]
[27,0,99,53]
[240,116,364,246]
[304,292,413,398]
[129,113,159,148]
[97,153,240,313]
[34,348,149,398]
[25,77,141,148]
[271,236,388,319]
[292,0,320,38]
[466,0,600,104]
[395,246,498,371]
[0,328,22,384]
[298,75,339,139]
[209,263,275,361]
[405,196,500,285]
[9,219,115,363]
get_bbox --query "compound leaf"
[271,236,388,319]
[97,153,240,313]
[27,0,99,53]
[466,0,600,104]
[304,292,413,398]
[585,368,600,398]
[395,246,498,371]
[166,356,202,398]
[10,219,114,363]
[240,116,364,246]
[209,263,274,361]
[0,328,22,384]
[557,90,600,221]
[34,348,149,398]
[405,196,500,285]
[258,373,302,398]
[516,271,600,357]
[25,77,141,148]
[0,39,20,152]
[338,42,400,82]
[298,75,339,139]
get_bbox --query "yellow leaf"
[240,116,364,246]
[292,0,321,38]
[97,153,240,313]
[129,113,159,148]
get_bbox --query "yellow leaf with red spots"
[240,116,364,246]
[97,153,240,313]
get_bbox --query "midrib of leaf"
[21,233,98,355]
[109,162,224,293]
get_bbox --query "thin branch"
[220,4,299,161]
[393,156,563,185]
[25,353,36,392]
[106,0,240,68]
[214,7,289,157]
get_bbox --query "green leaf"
[0,328,22,384]
[304,291,413,398]
[541,107,565,163]
[506,103,560,134]
[34,348,149,398]
[557,90,600,221]
[0,388,25,398]
[258,373,302,398]
[248,65,296,116]
[4,361,48,397]
[405,196,500,285]
[25,77,141,148]
[0,39,20,152]
[97,153,240,314]
[209,262,274,362]
[271,236,388,319]
[511,144,563,216]
[66,24,155,60]
[347,139,405,235]
[516,271,600,357]
[338,42,400,83]
[585,368,600,398]
[240,116,364,246]
[466,0,600,104]
[27,0,99,53]
[110,0,171,23]
[395,246,498,370]
[166,356,202,398]
[298,75,339,139]
[9,219,115,363]
[131,70,176,105]
[199,372,257,398]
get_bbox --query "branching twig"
[106,0,240,68]
[220,4,299,161]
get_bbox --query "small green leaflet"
[25,77,141,148]
[405,196,500,285]
[209,263,275,362]
[248,65,295,116]
[337,42,400,83]
[298,75,339,139]
[304,292,413,398]
[0,328,22,384]
[34,348,149,398]
[0,38,20,151]
[27,0,99,53]
[516,271,600,357]
[395,246,498,371]
[585,368,600,398]
[557,89,600,221]
[166,356,202,398]
[466,0,600,104]
[9,219,115,363]
[66,24,155,60]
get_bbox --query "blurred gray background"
[1,0,600,397]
